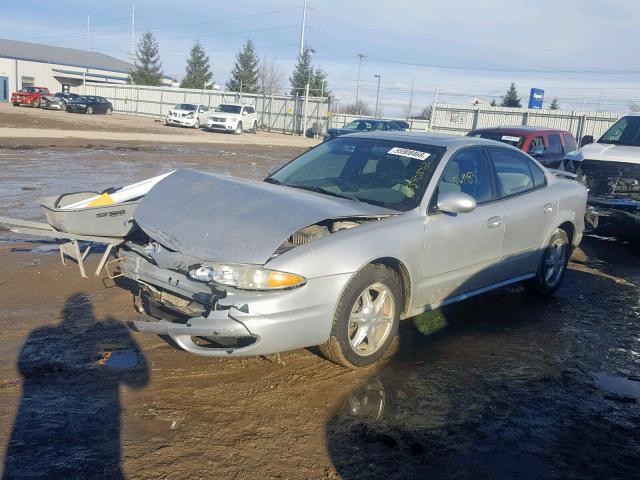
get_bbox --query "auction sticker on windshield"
[387,147,431,160]
[501,135,521,142]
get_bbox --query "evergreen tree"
[490,99,497,107]
[180,42,213,89]
[289,47,330,97]
[549,98,560,110]
[290,47,313,96]
[130,32,163,86]
[500,82,521,108]
[226,40,260,93]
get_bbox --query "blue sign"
[528,88,545,109]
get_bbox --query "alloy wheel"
[543,238,567,287]
[348,283,395,356]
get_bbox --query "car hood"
[134,169,395,265]
[170,109,196,114]
[578,142,640,164]
[208,112,240,119]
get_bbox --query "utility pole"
[428,87,439,131]
[407,77,415,120]
[374,74,381,118]
[299,0,307,56]
[84,14,90,88]
[130,5,136,65]
[596,88,603,112]
[355,53,364,106]
[87,14,90,51]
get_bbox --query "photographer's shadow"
[3,293,149,480]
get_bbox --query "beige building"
[0,38,170,101]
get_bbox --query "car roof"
[218,103,250,107]
[340,131,512,148]
[470,125,571,135]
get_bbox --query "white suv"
[205,103,258,134]
[166,103,209,128]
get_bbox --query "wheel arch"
[369,257,412,316]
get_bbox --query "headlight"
[189,263,306,290]
[186,112,195,118]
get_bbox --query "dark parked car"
[467,126,577,169]
[42,92,79,111]
[66,96,113,115]
[323,119,408,142]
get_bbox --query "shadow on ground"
[2,293,149,480]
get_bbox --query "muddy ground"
[1,107,639,479]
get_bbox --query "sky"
[2,0,640,116]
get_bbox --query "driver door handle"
[487,216,502,229]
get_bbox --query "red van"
[467,126,578,169]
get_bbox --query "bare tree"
[414,105,432,119]
[258,58,285,95]
[340,100,373,116]
[629,103,640,112]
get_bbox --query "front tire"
[320,264,401,368]
[251,121,257,134]
[106,107,112,115]
[524,228,570,296]
[194,119,200,129]
[234,122,243,134]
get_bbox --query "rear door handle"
[487,216,502,228]
[543,203,553,214]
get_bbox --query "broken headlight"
[189,263,306,290]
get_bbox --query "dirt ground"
[0,107,639,480]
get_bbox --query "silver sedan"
[120,133,587,367]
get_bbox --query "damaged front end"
[117,215,386,357]
[576,160,640,234]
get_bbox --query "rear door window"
[487,147,536,198]
[561,133,577,153]
[548,134,563,155]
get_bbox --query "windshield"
[22,87,37,93]
[175,103,197,111]
[469,131,525,149]
[215,104,242,114]
[599,116,640,147]
[342,120,378,131]
[267,137,446,211]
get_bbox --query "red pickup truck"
[11,87,50,108]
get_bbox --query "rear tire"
[234,122,243,134]
[319,264,401,368]
[251,121,257,134]
[86,106,93,115]
[524,228,570,296]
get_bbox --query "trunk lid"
[134,169,394,265]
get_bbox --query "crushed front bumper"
[119,248,351,357]
[166,116,197,127]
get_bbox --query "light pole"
[374,74,381,118]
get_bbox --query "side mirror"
[530,144,546,157]
[242,111,248,116]
[436,191,476,214]
[580,135,594,147]
[267,164,283,177]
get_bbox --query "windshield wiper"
[264,177,282,185]
[283,184,360,202]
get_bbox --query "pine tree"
[549,98,560,110]
[181,42,213,89]
[226,40,260,93]
[130,32,163,86]
[500,82,521,108]
[490,99,497,107]
[290,47,313,96]
[289,47,330,97]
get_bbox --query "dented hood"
[134,169,394,264]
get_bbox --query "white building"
[0,38,171,101]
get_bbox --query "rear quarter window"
[561,133,577,152]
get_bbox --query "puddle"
[592,372,640,401]
[97,350,142,369]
